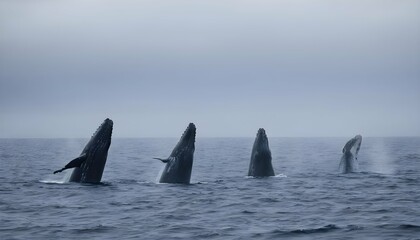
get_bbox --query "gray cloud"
[1,0,419,137]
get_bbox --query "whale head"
[170,123,196,158]
[342,134,362,156]
[254,128,270,152]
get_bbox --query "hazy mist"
[1,0,419,137]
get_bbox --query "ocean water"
[0,137,419,240]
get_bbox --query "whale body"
[339,135,362,173]
[53,118,113,183]
[155,123,196,184]
[248,128,275,177]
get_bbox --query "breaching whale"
[53,118,113,183]
[155,123,196,184]
[339,135,362,173]
[248,128,275,177]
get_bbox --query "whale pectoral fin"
[64,154,87,168]
[153,157,169,163]
[53,154,87,174]
[53,169,65,174]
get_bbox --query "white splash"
[40,170,72,184]
[367,138,395,174]
[274,173,288,178]
[155,165,165,183]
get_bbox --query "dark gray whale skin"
[248,128,275,177]
[339,135,362,173]
[53,118,113,183]
[156,123,196,184]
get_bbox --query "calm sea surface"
[1,137,419,239]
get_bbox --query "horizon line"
[1,136,420,139]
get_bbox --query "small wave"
[155,182,196,186]
[192,181,208,184]
[378,224,420,231]
[398,224,420,230]
[71,224,116,234]
[49,203,86,209]
[357,171,394,179]
[371,209,391,214]
[78,182,113,187]
[346,225,364,231]
[154,180,207,185]
[289,224,340,234]
[259,197,279,203]
[113,179,140,184]
[405,154,420,160]
[267,224,340,237]
[195,232,222,238]
[241,210,255,214]
[398,177,419,183]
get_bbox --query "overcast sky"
[1,0,419,137]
